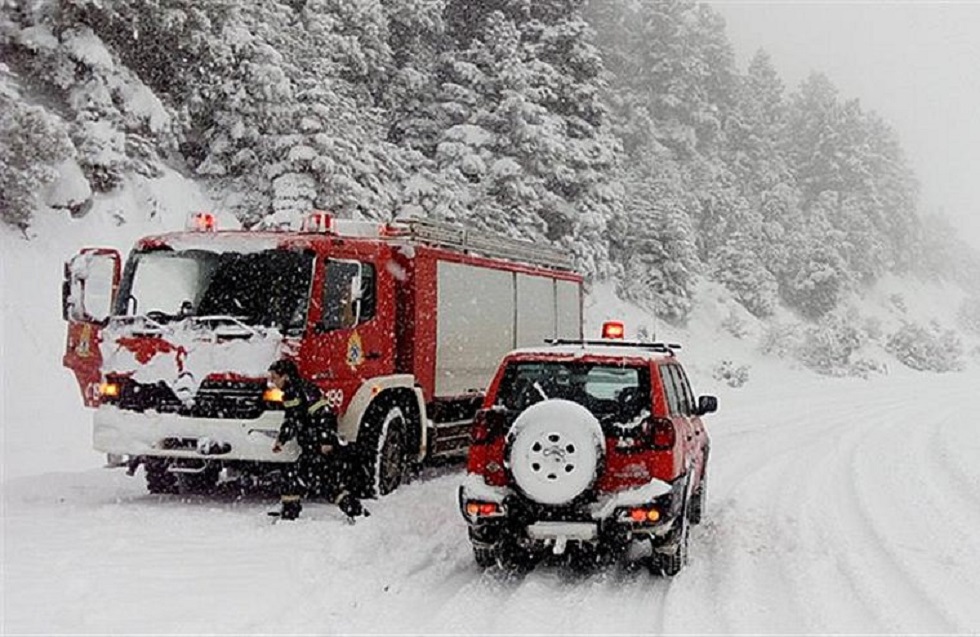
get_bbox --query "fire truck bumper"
[93,406,299,463]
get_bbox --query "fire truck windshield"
[114,248,313,335]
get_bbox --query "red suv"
[459,330,717,575]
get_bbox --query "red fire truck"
[62,214,583,497]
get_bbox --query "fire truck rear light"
[602,321,625,339]
[263,387,284,403]
[301,210,333,233]
[187,211,216,232]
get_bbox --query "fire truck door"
[61,248,121,407]
[303,258,394,407]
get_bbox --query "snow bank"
[1,168,214,480]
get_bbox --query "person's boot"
[279,498,302,520]
[337,492,368,521]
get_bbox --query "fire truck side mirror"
[350,276,363,301]
[348,271,363,325]
[63,249,122,325]
[61,264,72,321]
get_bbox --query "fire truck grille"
[116,379,270,420]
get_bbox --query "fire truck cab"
[62,213,583,497]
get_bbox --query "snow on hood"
[100,319,284,401]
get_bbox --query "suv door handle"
[365,351,381,360]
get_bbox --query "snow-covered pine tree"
[0,61,74,229]
[611,156,699,323]
[419,0,622,277]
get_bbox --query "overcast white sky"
[708,0,980,247]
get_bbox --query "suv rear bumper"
[93,406,298,463]
[458,474,685,556]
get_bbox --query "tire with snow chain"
[506,399,605,506]
[360,403,407,498]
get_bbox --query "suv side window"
[675,365,697,415]
[660,365,681,416]
[322,260,376,330]
[668,365,693,415]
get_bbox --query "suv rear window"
[494,361,651,429]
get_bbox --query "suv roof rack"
[544,338,681,354]
[385,218,573,271]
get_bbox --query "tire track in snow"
[788,390,929,633]
[699,383,937,633]
[856,397,980,630]
[832,394,962,632]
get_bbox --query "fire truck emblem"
[346,331,364,368]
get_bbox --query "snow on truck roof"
[507,341,680,363]
[136,215,576,272]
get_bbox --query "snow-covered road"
[4,370,980,634]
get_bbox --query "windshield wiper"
[189,315,264,338]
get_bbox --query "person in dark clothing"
[268,358,367,521]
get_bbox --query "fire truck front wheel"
[144,458,178,495]
[360,401,410,498]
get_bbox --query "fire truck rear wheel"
[144,458,178,495]
[362,404,408,498]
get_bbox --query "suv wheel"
[650,480,691,577]
[471,540,534,573]
[506,400,605,506]
[473,545,498,568]
[688,471,706,525]
[651,521,689,577]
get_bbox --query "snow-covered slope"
[0,170,219,480]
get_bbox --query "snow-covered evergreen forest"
[3,0,980,374]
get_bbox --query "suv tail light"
[470,408,509,444]
[651,417,675,450]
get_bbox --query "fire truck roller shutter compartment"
[435,262,515,397]
[435,262,576,397]
[556,278,582,341]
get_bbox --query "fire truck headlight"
[263,387,284,403]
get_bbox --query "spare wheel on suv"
[506,399,606,506]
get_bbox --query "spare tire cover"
[506,399,606,506]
